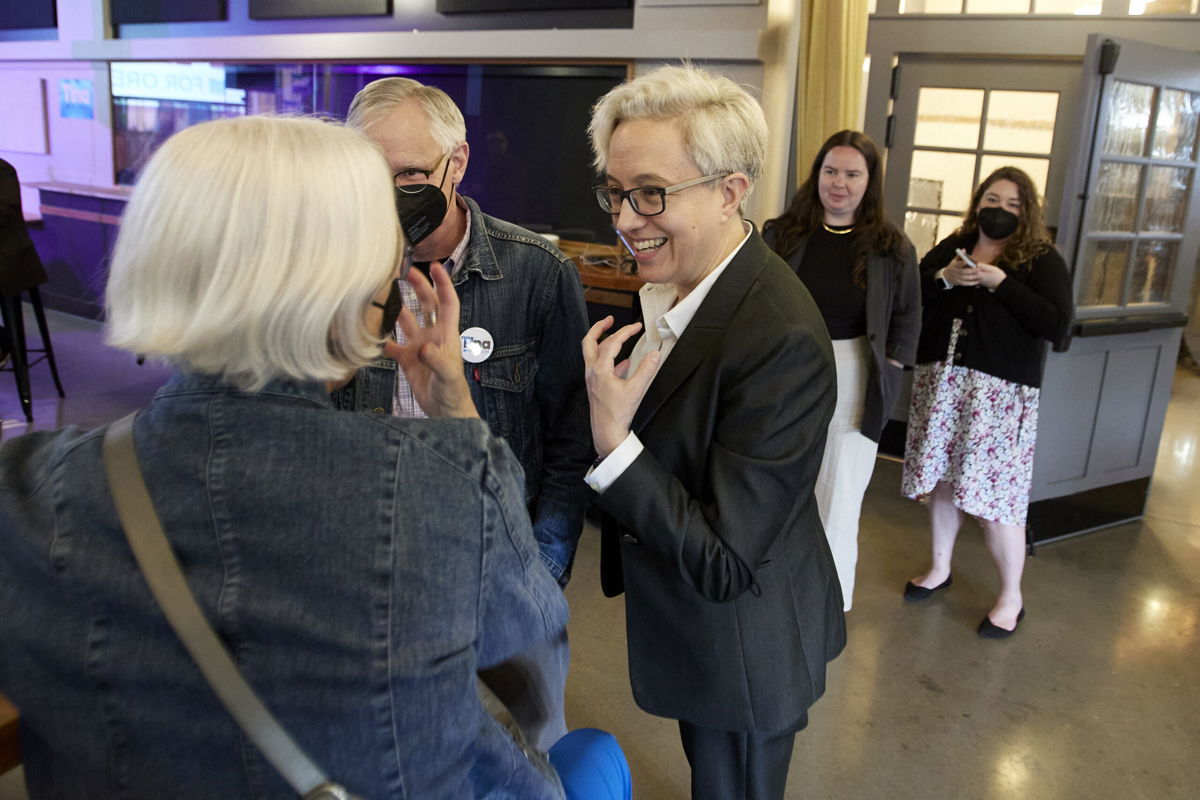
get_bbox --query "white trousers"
[815,337,880,612]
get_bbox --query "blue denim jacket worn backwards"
[0,372,569,799]
[333,196,594,585]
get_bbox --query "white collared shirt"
[392,198,472,418]
[586,223,752,493]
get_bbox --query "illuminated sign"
[59,79,94,119]
[111,62,245,105]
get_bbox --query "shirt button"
[960,329,968,337]
[966,305,975,313]
[953,352,963,361]
[621,533,640,545]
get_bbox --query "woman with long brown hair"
[901,166,1073,638]
[764,130,921,611]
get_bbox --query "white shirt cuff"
[584,432,644,494]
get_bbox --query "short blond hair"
[588,64,767,198]
[105,115,401,391]
[346,77,466,152]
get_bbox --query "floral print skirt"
[901,323,1040,525]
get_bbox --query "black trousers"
[678,718,803,800]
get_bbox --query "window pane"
[983,91,1058,154]
[1087,162,1142,232]
[909,150,977,211]
[1143,166,1192,232]
[1034,0,1101,11]
[966,0,1030,11]
[1129,240,1177,305]
[1130,0,1194,14]
[977,155,1050,200]
[905,211,962,257]
[1152,88,1200,161]
[1078,240,1130,307]
[900,0,964,11]
[1102,81,1155,157]
[914,88,984,149]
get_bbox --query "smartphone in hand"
[955,248,978,268]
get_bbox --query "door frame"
[883,53,1083,245]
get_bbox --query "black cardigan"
[916,233,1073,389]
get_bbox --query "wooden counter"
[559,239,643,310]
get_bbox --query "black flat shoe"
[978,608,1025,639]
[903,574,952,601]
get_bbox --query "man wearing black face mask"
[333,78,593,751]
[337,79,594,591]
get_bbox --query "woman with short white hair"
[0,114,628,800]
[584,64,845,800]
[105,115,406,389]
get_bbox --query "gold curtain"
[796,0,870,186]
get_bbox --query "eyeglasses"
[592,173,730,217]
[393,150,452,194]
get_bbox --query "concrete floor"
[2,310,1198,799]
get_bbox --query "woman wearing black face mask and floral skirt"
[900,166,1072,638]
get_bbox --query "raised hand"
[386,262,479,419]
[582,316,661,458]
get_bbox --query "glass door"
[885,56,1082,255]
[1058,36,1200,321]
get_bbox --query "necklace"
[822,223,854,235]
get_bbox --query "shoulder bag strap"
[102,411,360,800]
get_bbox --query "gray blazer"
[779,236,921,441]
[597,230,846,733]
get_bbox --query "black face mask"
[393,158,452,246]
[977,206,1019,240]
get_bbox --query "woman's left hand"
[975,261,1007,290]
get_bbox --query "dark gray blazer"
[597,230,846,733]
[777,235,921,441]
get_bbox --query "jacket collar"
[632,227,770,430]
[154,371,334,408]
[453,195,503,284]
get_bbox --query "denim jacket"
[333,196,594,585]
[0,373,569,799]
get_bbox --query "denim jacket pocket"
[475,343,539,467]
[477,343,538,393]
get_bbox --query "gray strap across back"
[102,411,361,800]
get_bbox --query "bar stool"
[1,285,65,422]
